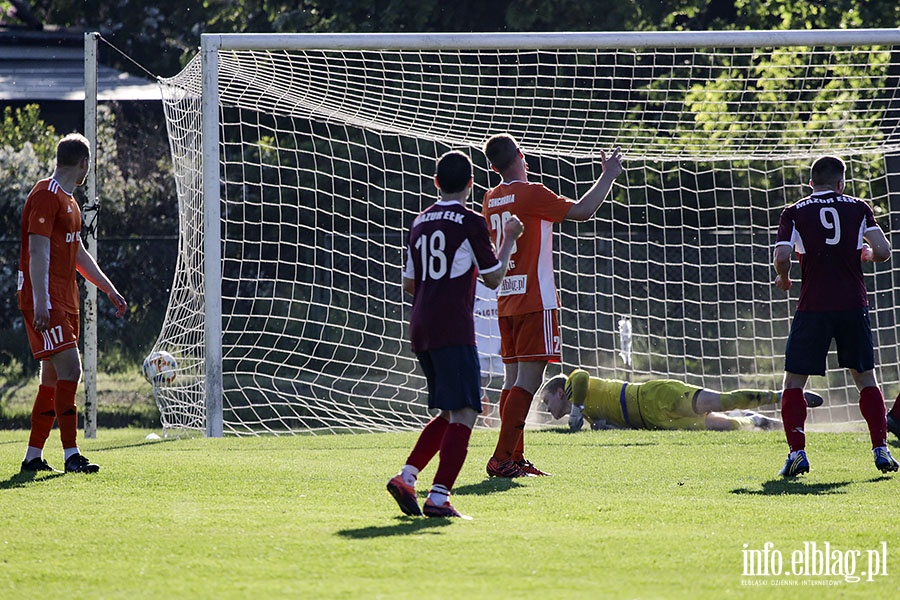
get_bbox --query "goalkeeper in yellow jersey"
[539,369,823,432]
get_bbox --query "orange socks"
[28,385,57,449]
[498,388,510,423]
[492,386,533,462]
[54,379,79,450]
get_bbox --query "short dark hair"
[56,133,90,167]
[483,133,520,173]
[539,375,568,400]
[435,150,473,194]
[544,375,569,392]
[810,155,845,188]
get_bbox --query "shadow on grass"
[452,476,531,496]
[336,517,453,539]
[545,426,581,435]
[0,470,66,491]
[543,427,657,447]
[88,438,173,452]
[731,478,855,496]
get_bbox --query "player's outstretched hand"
[108,289,128,318]
[503,214,524,241]
[600,146,624,179]
[774,274,791,291]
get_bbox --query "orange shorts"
[499,309,561,363]
[21,310,79,360]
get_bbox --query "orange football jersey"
[482,180,574,317]
[18,178,82,314]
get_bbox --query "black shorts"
[784,308,875,375]
[416,345,483,412]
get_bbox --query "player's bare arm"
[773,245,793,291]
[481,215,523,290]
[565,146,624,221]
[76,244,127,317]
[27,233,52,332]
[862,228,891,263]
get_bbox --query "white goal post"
[156,29,900,436]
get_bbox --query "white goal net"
[156,30,900,435]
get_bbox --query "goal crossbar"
[203,29,900,51]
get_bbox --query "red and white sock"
[399,465,419,488]
[427,484,450,507]
[780,388,807,452]
[431,422,472,494]
[859,386,887,448]
[404,415,449,475]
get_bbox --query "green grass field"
[0,427,897,599]
[0,373,159,428]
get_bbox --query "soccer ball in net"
[142,350,177,385]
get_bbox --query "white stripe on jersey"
[543,309,554,355]
[41,330,53,352]
[536,220,559,309]
[450,238,476,279]
[790,226,806,254]
[48,177,73,196]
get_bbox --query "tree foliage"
[13,0,896,79]
[0,105,56,233]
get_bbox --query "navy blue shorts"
[415,345,483,412]
[784,308,875,375]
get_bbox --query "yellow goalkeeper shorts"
[637,380,706,430]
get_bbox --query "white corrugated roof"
[0,40,161,101]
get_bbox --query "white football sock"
[427,484,450,506]
[401,465,419,487]
[24,446,43,462]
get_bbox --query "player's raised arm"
[565,147,624,221]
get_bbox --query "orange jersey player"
[481,133,623,478]
[18,178,83,320]
[17,133,127,475]
[483,181,570,318]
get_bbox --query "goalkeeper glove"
[569,404,585,431]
